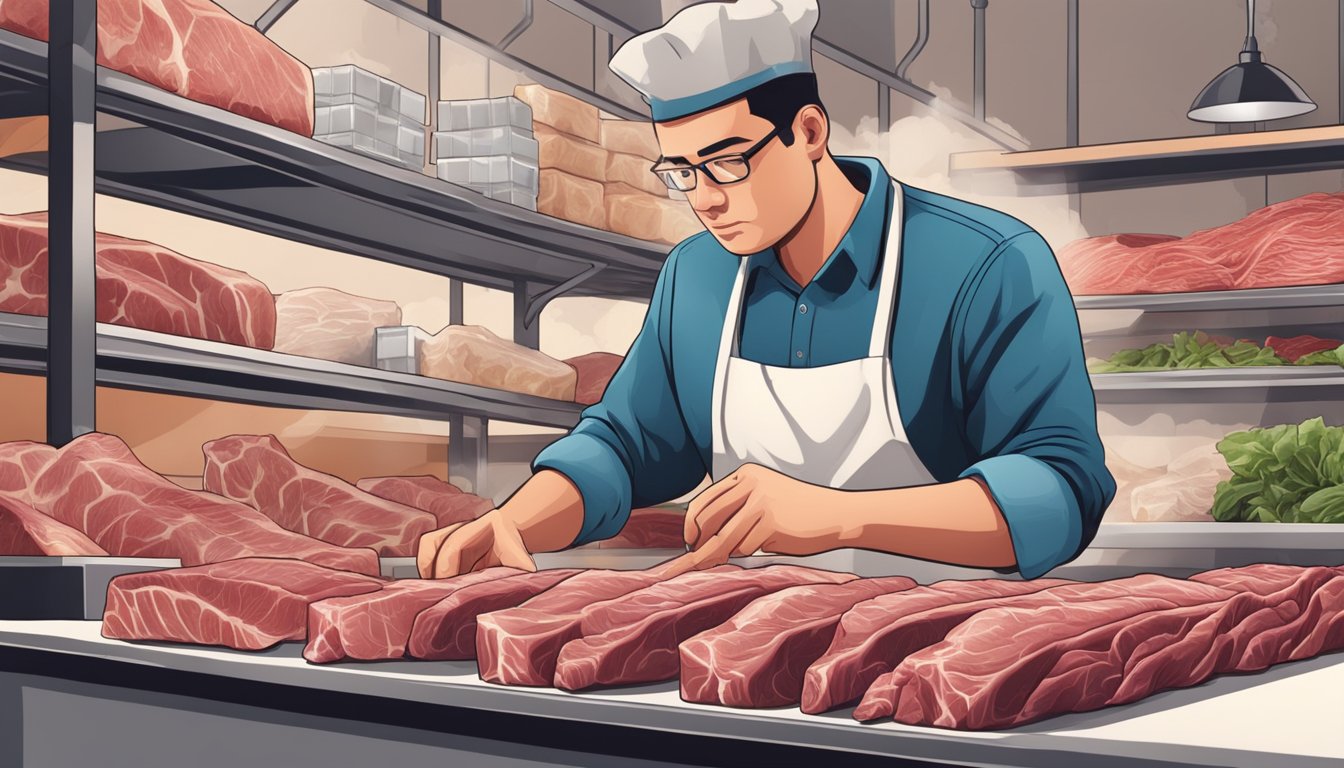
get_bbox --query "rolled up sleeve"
[531,245,707,547]
[953,231,1116,579]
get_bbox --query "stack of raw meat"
[0,213,277,348]
[0,433,379,573]
[271,287,402,366]
[564,352,624,405]
[516,84,701,244]
[1057,192,1344,295]
[0,0,315,135]
[419,324,578,400]
[97,553,1344,731]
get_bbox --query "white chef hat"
[609,0,820,122]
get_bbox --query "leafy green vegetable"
[1212,417,1344,523]
[1088,332,1288,373]
[1295,344,1344,367]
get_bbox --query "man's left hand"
[676,463,849,569]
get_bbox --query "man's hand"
[416,510,538,579]
[677,463,851,570]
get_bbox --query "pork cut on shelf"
[102,558,385,650]
[0,0,315,135]
[272,287,401,366]
[0,493,108,556]
[355,475,495,529]
[419,324,578,401]
[28,432,379,575]
[555,565,859,691]
[0,213,277,349]
[852,574,1240,728]
[1057,192,1344,295]
[801,578,1074,714]
[203,434,436,557]
[305,567,522,663]
[476,561,706,686]
[679,576,916,708]
[408,568,582,660]
[564,352,623,405]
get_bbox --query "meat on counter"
[355,475,495,530]
[407,568,582,660]
[25,433,380,575]
[0,493,108,556]
[203,434,436,557]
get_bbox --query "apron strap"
[868,180,904,359]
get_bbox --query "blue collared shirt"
[532,156,1116,580]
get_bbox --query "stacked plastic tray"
[434,96,539,210]
[311,65,427,171]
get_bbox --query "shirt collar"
[749,156,892,295]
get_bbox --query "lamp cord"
[1246,0,1256,40]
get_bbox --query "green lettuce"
[1212,417,1344,523]
[1088,331,1289,374]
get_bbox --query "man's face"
[652,98,818,255]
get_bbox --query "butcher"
[419,0,1115,581]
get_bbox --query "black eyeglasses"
[650,126,782,192]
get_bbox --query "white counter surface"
[1,620,1341,768]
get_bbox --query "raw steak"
[29,432,379,575]
[408,568,581,660]
[554,565,859,691]
[0,212,277,348]
[1058,193,1344,295]
[420,324,577,401]
[355,475,494,529]
[476,560,707,686]
[800,578,1071,714]
[272,288,401,366]
[1265,334,1342,363]
[203,434,436,557]
[564,352,623,405]
[304,567,521,663]
[0,440,58,505]
[861,566,1344,729]
[599,506,686,549]
[102,558,384,650]
[0,0,314,135]
[0,493,108,555]
[679,576,917,707]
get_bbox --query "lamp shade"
[1187,58,1317,122]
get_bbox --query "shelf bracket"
[519,262,606,332]
[254,0,300,34]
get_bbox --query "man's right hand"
[416,509,538,579]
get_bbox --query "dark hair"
[742,72,828,146]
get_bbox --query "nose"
[689,175,728,215]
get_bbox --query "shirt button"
[798,304,808,314]
[795,350,804,359]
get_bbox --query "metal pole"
[513,280,540,350]
[1338,0,1343,123]
[448,414,488,496]
[972,0,988,122]
[47,0,98,447]
[1066,0,1079,147]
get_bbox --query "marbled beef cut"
[598,506,686,549]
[102,558,384,650]
[407,568,582,660]
[564,352,623,405]
[29,432,379,575]
[853,575,1242,727]
[1058,193,1344,295]
[304,567,522,663]
[554,565,858,691]
[0,493,108,556]
[0,0,314,135]
[801,578,1071,714]
[860,567,1344,731]
[355,475,495,529]
[203,435,436,557]
[679,576,917,707]
[0,213,277,349]
[476,561,708,686]
[0,440,58,506]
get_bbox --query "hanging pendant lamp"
[1187,0,1316,123]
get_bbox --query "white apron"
[710,180,937,490]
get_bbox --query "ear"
[794,105,829,161]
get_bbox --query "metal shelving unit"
[1072,284,1344,313]
[0,8,657,492]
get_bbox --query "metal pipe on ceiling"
[499,0,535,51]
[972,0,987,122]
[895,0,929,82]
